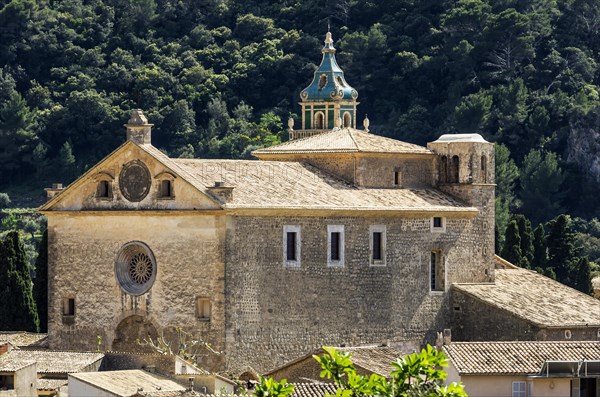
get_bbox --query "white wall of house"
[529,378,571,397]
[68,376,116,397]
[14,363,36,397]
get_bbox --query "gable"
[40,142,221,212]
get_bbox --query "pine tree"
[574,257,592,295]
[501,220,523,266]
[33,229,48,332]
[532,223,547,269]
[514,215,534,268]
[546,214,579,287]
[0,231,40,332]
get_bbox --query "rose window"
[115,242,157,295]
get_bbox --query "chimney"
[443,328,452,345]
[0,342,11,356]
[44,183,64,200]
[207,181,234,202]
[125,109,153,145]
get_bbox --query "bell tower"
[290,32,359,140]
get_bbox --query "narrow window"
[287,232,297,261]
[327,225,344,267]
[97,180,111,198]
[283,225,301,267]
[394,171,400,186]
[160,180,172,198]
[373,233,382,260]
[511,381,526,397]
[370,226,386,265]
[430,251,445,292]
[481,155,487,183]
[63,297,75,316]
[196,297,211,320]
[450,155,459,183]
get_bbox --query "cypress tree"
[33,229,48,332]
[0,232,40,332]
[514,215,534,268]
[574,257,592,295]
[546,214,579,286]
[501,220,523,266]
[532,223,547,269]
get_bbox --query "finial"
[288,117,294,130]
[325,31,333,45]
[125,108,153,145]
[363,115,370,132]
[335,116,342,128]
[128,109,148,125]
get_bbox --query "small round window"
[115,242,157,296]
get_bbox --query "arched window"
[314,112,325,129]
[449,155,459,183]
[336,76,346,87]
[318,75,328,90]
[343,112,351,127]
[440,156,448,183]
[481,155,487,183]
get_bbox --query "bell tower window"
[314,112,325,129]
[343,112,351,127]
[449,156,459,183]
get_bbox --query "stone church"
[40,33,600,372]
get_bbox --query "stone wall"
[47,213,226,371]
[225,213,488,372]
[451,289,600,342]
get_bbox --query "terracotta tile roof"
[252,128,431,155]
[291,382,338,397]
[70,369,186,397]
[339,346,403,376]
[172,159,475,213]
[6,350,103,374]
[452,267,600,327]
[443,341,600,375]
[0,351,35,372]
[0,332,47,347]
[37,378,68,391]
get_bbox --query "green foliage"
[33,229,48,332]
[532,223,547,269]
[313,345,467,397]
[514,215,534,268]
[546,214,580,287]
[574,256,593,295]
[0,231,40,332]
[501,220,523,266]
[254,376,295,397]
[520,150,565,224]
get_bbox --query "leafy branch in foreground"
[313,345,467,397]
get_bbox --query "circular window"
[115,242,157,296]
[119,160,151,202]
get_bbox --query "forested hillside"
[1,0,600,281]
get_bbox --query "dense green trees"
[0,231,39,332]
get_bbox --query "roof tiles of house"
[5,350,104,374]
[252,128,432,155]
[37,378,68,391]
[291,382,338,397]
[70,369,186,397]
[0,351,35,372]
[444,341,600,375]
[452,267,600,327]
[339,346,405,376]
[0,332,47,347]
[172,159,474,213]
